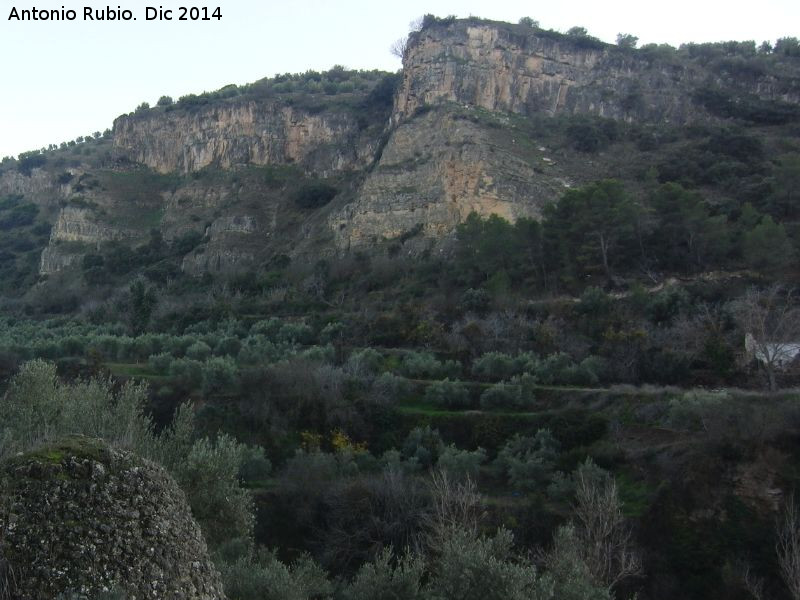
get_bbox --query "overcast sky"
[1,0,798,159]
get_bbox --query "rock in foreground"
[0,435,225,600]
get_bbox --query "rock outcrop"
[331,106,570,250]
[394,20,800,125]
[0,436,226,599]
[113,101,376,175]
[0,168,65,209]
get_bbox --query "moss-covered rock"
[0,435,225,599]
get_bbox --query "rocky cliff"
[113,100,377,175]
[394,20,800,124]
[328,19,800,251]
[0,435,225,599]
[330,105,572,251]
[6,18,799,277]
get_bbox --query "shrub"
[368,372,413,404]
[424,379,471,409]
[250,317,282,338]
[343,548,426,600]
[201,356,238,396]
[238,445,272,485]
[169,357,204,387]
[402,426,445,468]
[472,352,517,381]
[480,383,525,410]
[148,352,173,374]
[533,353,574,384]
[345,348,384,379]
[175,434,254,548]
[436,444,487,480]
[428,527,545,600]
[214,336,242,358]
[185,340,212,361]
[401,351,460,379]
[220,550,332,600]
[277,322,314,344]
[494,430,560,490]
[460,288,491,314]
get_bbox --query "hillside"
[1,15,800,600]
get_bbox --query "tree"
[455,213,523,285]
[544,180,637,281]
[733,285,800,391]
[571,460,643,592]
[777,494,800,600]
[743,215,795,272]
[157,95,174,106]
[567,26,589,37]
[343,548,426,600]
[518,17,539,28]
[769,153,800,219]
[649,183,730,271]
[129,279,157,334]
[616,33,638,48]
[390,37,408,59]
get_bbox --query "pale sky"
[1,0,798,159]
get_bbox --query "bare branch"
[390,37,408,59]
[573,462,643,591]
[741,562,766,600]
[778,493,800,600]
[425,469,484,553]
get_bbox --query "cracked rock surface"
[0,435,225,600]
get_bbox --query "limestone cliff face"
[394,21,800,125]
[113,101,375,175]
[40,204,139,274]
[331,107,570,250]
[181,214,259,275]
[0,168,66,209]
[49,206,128,244]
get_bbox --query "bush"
[185,340,212,361]
[214,336,242,358]
[368,372,412,404]
[169,357,204,387]
[472,352,518,381]
[436,444,487,480]
[345,348,384,379]
[343,548,426,600]
[424,379,471,409]
[460,288,491,314]
[277,322,314,344]
[201,356,238,396]
[533,353,574,384]
[175,434,254,548]
[401,351,460,379]
[148,352,173,374]
[238,445,272,485]
[428,527,544,600]
[494,430,560,490]
[219,549,332,600]
[480,383,526,410]
[402,426,445,469]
